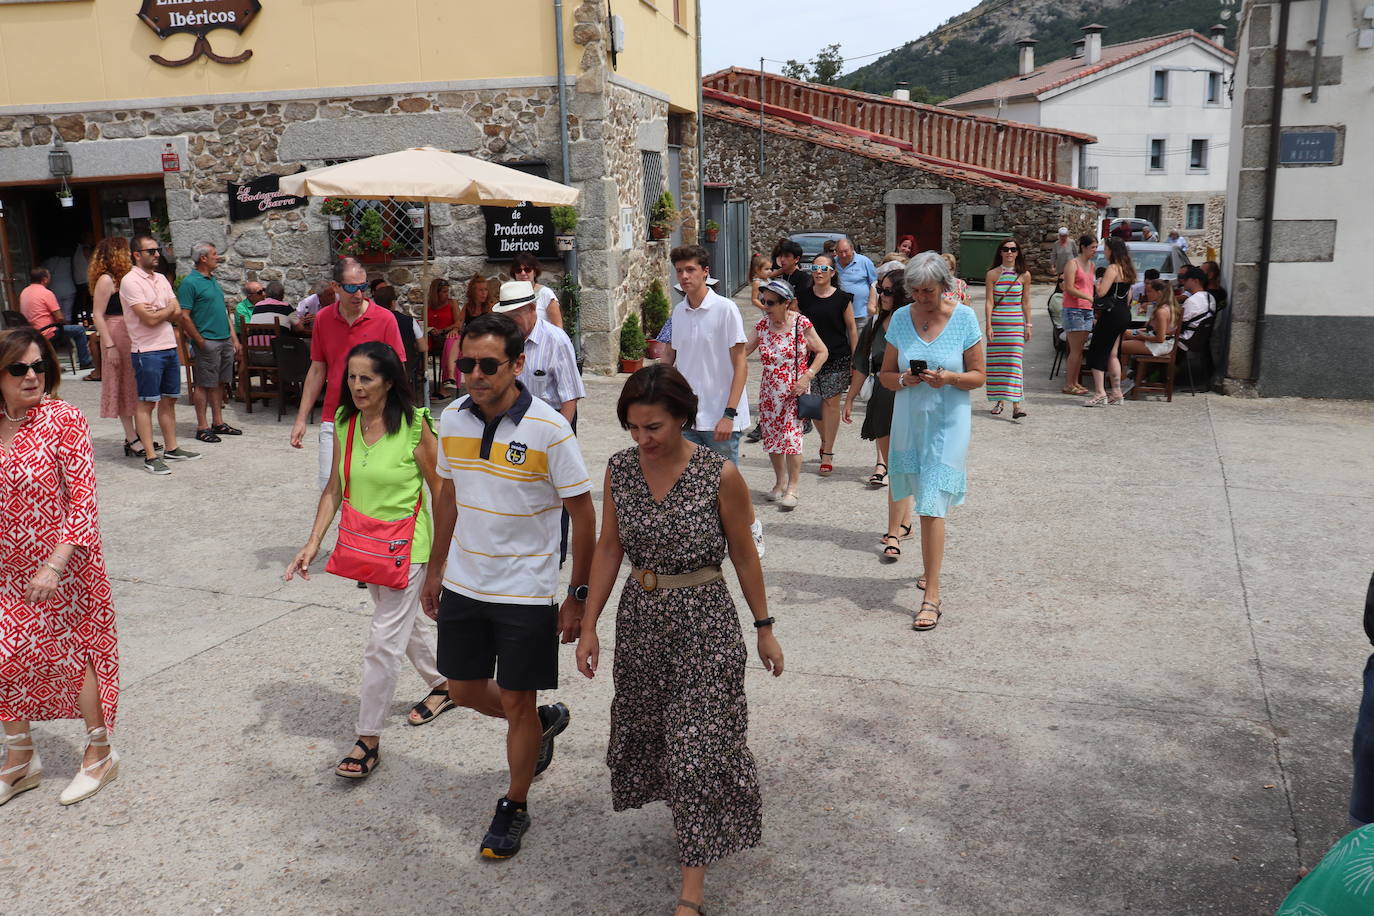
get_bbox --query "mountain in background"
[840,0,1231,102]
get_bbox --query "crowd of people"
[2,221,1237,913]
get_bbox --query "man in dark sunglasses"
[120,233,200,473]
[290,258,408,489]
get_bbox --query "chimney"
[1082,24,1104,65]
[1209,24,1227,48]
[1016,38,1037,76]
[892,81,910,102]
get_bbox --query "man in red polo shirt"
[289,258,406,489]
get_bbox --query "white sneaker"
[0,731,42,807]
[58,726,119,806]
[750,518,765,559]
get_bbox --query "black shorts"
[436,589,558,691]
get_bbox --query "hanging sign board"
[138,0,262,66]
[227,172,306,221]
[481,161,557,261]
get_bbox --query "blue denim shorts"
[1063,308,1095,333]
[683,427,742,465]
[131,348,181,402]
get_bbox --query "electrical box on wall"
[610,15,625,54]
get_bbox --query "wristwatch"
[722,407,738,419]
[567,584,588,601]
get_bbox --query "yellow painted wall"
[0,0,696,111]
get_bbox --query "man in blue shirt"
[834,239,877,337]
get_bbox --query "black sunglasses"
[457,356,512,375]
[137,247,161,254]
[4,358,49,378]
[1000,246,1018,252]
[877,286,895,295]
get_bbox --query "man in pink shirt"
[119,234,201,475]
[289,258,406,489]
[18,267,92,368]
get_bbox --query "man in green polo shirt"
[177,242,243,443]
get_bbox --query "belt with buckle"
[630,565,724,592]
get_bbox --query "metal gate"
[719,200,750,295]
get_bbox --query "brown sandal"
[913,600,942,631]
[676,900,706,915]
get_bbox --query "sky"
[700,0,978,78]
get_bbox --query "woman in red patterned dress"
[0,327,120,807]
[745,279,827,510]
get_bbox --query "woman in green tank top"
[285,341,452,779]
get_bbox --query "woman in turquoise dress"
[877,252,986,631]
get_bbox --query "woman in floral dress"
[576,365,784,916]
[746,279,828,509]
[0,327,121,807]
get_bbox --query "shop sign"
[138,0,262,67]
[227,172,306,221]
[481,161,559,261]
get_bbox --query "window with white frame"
[1205,71,1221,104]
[1148,137,1167,172]
[1151,69,1169,104]
[1189,139,1209,171]
[1186,203,1205,230]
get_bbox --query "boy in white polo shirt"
[422,312,596,860]
[663,244,764,557]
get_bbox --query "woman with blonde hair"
[942,253,970,305]
[1119,279,1181,364]
[87,237,150,456]
[443,275,495,389]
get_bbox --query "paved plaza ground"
[5,289,1374,914]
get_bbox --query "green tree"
[782,59,809,81]
[811,44,843,85]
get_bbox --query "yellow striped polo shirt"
[435,382,591,604]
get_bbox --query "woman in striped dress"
[983,238,1032,419]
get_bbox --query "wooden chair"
[272,334,316,423]
[239,323,281,414]
[1129,344,1177,401]
[1046,296,1067,379]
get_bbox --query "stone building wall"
[1105,192,1227,256]
[703,117,1099,281]
[1,74,697,371]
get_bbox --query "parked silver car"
[1094,241,1191,282]
[1106,217,1160,242]
[787,231,857,264]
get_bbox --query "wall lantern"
[48,136,73,178]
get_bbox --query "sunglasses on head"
[4,359,48,378]
[1000,246,1018,252]
[457,356,512,375]
[339,281,369,293]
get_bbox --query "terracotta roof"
[942,31,1236,108]
[703,90,1108,207]
[704,66,1097,144]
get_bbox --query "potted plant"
[649,191,677,241]
[56,186,74,209]
[551,205,578,252]
[405,205,426,229]
[641,278,671,360]
[619,312,646,373]
[703,218,721,243]
[353,208,393,264]
[321,196,352,230]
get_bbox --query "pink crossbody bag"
[325,415,422,590]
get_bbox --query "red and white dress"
[0,399,119,731]
[755,314,814,456]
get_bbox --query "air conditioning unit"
[1082,166,1099,190]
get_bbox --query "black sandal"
[898,523,913,541]
[1012,406,1027,420]
[336,739,379,779]
[194,428,222,443]
[880,534,901,561]
[676,900,706,915]
[868,462,888,488]
[913,600,942,631]
[123,439,163,458]
[407,687,455,726]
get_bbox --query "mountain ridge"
[840,0,1232,102]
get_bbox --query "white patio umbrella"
[278,147,580,403]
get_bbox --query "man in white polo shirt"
[662,244,764,557]
[422,312,595,861]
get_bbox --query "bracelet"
[44,562,64,575]
[753,616,775,629]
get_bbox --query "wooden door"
[895,204,942,254]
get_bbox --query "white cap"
[1057,227,1070,236]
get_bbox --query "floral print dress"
[755,314,814,455]
[605,444,762,867]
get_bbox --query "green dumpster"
[956,231,1006,283]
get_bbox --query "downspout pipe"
[1309,0,1329,102]
[553,0,581,358]
[696,0,704,241]
[1251,0,1290,385]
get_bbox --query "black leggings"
[1086,303,1130,372]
